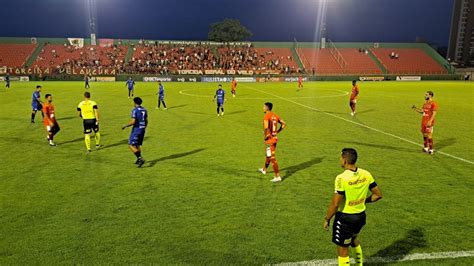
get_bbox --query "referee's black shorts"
[83,119,99,134]
[332,211,366,247]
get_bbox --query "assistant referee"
[77,92,101,152]
[323,148,383,266]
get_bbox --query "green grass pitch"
[0,80,473,264]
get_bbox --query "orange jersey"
[231,80,237,89]
[43,102,57,126]
[298,77,302,83]
[422,100,438,124]
[350,85,359,100]
[263,112,285,144]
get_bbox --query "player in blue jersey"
[5,74,10,88]
[156,82,167,110]
[84,75,90,89]
[122,97,148,167]
[125,77,135,99]
[31,85,43,123]
[213,84,226,116]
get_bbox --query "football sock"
[85,134,91,150]
[134,151,141,159]
[31,113,35,121]
[217,107,220,114]
[428,138,433,150]
[221,107,224,113]
[162,101,167,108]
[423,137,428,148]
[353,244,363,265]
[338,256,350,265]
[94,132,101,145]
[271,158,279,176]
[265,157,270,169]
[158,101,161,108]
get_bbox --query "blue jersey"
[126,79,135,89]
[215,89,225,103]
[32,91,41,105]
[158,85,164,98]
[131,106,148,130]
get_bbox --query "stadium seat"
[370,48,447,74]
[0,44,36,68]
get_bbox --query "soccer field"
[0,81,473,264]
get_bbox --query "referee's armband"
[77,108,81,111]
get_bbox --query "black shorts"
[83,119,99,134]
[332,211,366,247]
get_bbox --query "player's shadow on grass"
[100,136,150,150]
[436,137,456,150]
[368,228,427,264]
[147,148,206,167]
[57,116,78,121]
[337,140,416,153]
[280,157,324,181]
[226,110,247,116]
[166,104,187,110]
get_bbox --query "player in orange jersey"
[412,91,438,154]
[349,80,359,116]
[42,94,60,146]
[231,77,237,97]
[259,102,286,182]
[297,75,303,90]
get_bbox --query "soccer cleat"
[31,120,35,124]
[422,147,429,153]
[95,145,101,149]
[351,112,355,116]
[258,168,267,175]
[164,108,167,110]
[428,149,435,154]
[137,158,145,167]
[221,112,224,116]
[87,149,91,153]
[217,114,220,117]
[270,176,282,183]
[233,94,236,98]
[49,141,56,146]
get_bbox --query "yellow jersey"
[334,168,376,214]
[77,100,98,120]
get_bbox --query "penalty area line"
[247,87,474,165]
[275,250,474,265]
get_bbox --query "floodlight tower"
[88,0,97,45]
[319,0,328,49]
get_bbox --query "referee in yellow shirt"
[323,148,383,266]
[77,92,101,152]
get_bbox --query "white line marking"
[178,88,349,100]
[276,250,474,265]
[247,87,474,165]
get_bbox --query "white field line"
[246,87,474,165]
[275,250,474,265]
[178,88,349,100]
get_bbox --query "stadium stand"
[0,37,453,77]
[298,48,382,75]
[298,48,343,75]
[126,43,217,74]
[370,48,447,74]
[32,43,127,71]
[0,44,36,67]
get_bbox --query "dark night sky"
[0,0,453,46]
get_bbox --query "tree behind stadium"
[208,19,252,42]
